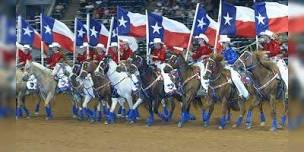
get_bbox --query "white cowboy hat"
[194,34,209,43]
[80,42,89,49]
[173,46,183,52]
[110,42,118,47]
[23,44,32,50]
[219,35,231,43]
[121,39,129,44]
[49,42,61,48]
[151,38,164,44]
[260,30,274,38]
[96,43,105,48]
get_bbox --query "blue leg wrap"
[106,112,115,124]
[103,106,109,115]
[246,111,253,126]
[16,107,22,118]
[127,109,136,122]
[45,106,53,119]
[226,112,231,123]
[181,112,190,123]
[220,115,226,128]
[96,111,102,122]
[272,118,278,130]
[281,115,287,127]
[72,105,78,117]
[78,109,84,120]
[235,116,243,127]
[146,112,154,126]
[135,108,140,118]
[260,112,266,123]
[122,108,127,118]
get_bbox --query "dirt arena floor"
[14,94,289,152]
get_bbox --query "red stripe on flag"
[235,21,256,38]
[163,30,190,48]
[53,32,74,52]
[130,24,146,38]
[269,16,288,34]
[33,33,48,53]
[99,35,108,47]
[289,16,304,33]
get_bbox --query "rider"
[18,45,37,90]
[151,38,176,94]
[47,42,64,69]
[120,39,133,61]
[259,30,288,90]
[192,34,213,93]
[52,57,72,93]
[107,42,119,63]
[93,43,106,63]
[219,35,249,99]
[77,42,88,64]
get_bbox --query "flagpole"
[106,17,114,56]
[73,17,77,65]
[185,3,200,61]
[16,16,22,66]
[253,0,259,51]
[214,0,222,54]
[145,10,150,64]
[86,13,90,60]
[40,13,44,66]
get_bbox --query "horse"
[79,61,112,123]
[162,54,203,127]
[16,68,43,119]
[203,54,246,129]
[129,54,181,126]
[23,61,79,120]
[234,51,287,131]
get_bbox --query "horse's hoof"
[72,115,78,119]
[218,126,224,130]
[45,117,50,121]
[270,127,277,132]
[16,117,19,120]
[34,112,39,116]
[260,122,266,126]
[277,124,284,129]
[129,121,135,124]
[232,124,238,128]
[26,116,31,119]
[178,122,183,128]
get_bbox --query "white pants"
[130,73,139,92]
[155,62,176,93]
[26,74,37,90]
[193,61,209,91]
[225,66,249,99]
[274,59,288,90]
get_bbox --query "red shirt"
[108,48,119,63]
[262,40,281,57]
[152,47,166,62]
[18,50,32,65]
[77,53,86,63]
[94,52,105,62]
[192,45,212,60]
[120,48,133,61]
[47,52,64,68]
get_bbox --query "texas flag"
[117,6,146,38]
[289,2,304,33]
[254,2,288,35]
[19,17,47,51]
[219,1,255,38]
[88,18,109,47]
[75,18,87,46]
[109,18,118,44]
[148,13,190,48]
[41,15,74,52]
[193,4,219,47]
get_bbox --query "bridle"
[234,51,256,71]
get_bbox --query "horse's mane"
[253,51,278,73]
[210,54,230,77]
[32,62,52,74]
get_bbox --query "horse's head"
[204,54,224,80]
[24,60,33,76]
[167,52,185,69]
[234,51,265,72]
[131,54,144,68]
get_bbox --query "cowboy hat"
[219,35,231,43]
[80,42,89,49]
[110,42,118,47]
[260,30,275,39]
[23,44,32,50]
[151,38,164,44]
[49,42,61,48]
[194,33,209,43]
[96,43,105,48]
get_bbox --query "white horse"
[97,58,138,123]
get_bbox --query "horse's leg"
[117,98,126,118]
[219,98,228,129]
[96,101,102,122]
[186,101,196,121]
[106,97,118,124]
[146,99,154,126]
[82,95,94,123]
[21,96,30,118]
[44,93,55,120]
[16,92,24,119]
[202,97,214,128]
[226,107,231,124]
[270,95,278,131]
[168,97,176,121]
[258,103,266,126]
[178,94,193,128]
[34,95,41,116]
[233,97,246,128]
[125,94,136,123]
[246,96,260,129]
[280,93,288,128]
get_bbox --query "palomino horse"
[204,54,246,129]
[234,51,287,131]
[24,61,79,120]
[165,53,203,127]
[131,55,180,126]
[79,61,112,123]
[16,68,42,119]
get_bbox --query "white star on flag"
[118,16,128,27]
[90,26,98,38]
[112,29,117,38]
[197,17,207,29]
[223,12,233,25]
[151,22,162,34]
[23,26,33,36]
[256,13,266,25]
[78,28,85,37]
[44,25,52,34]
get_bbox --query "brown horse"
[203,54,245,129]
[234,51,287,131]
